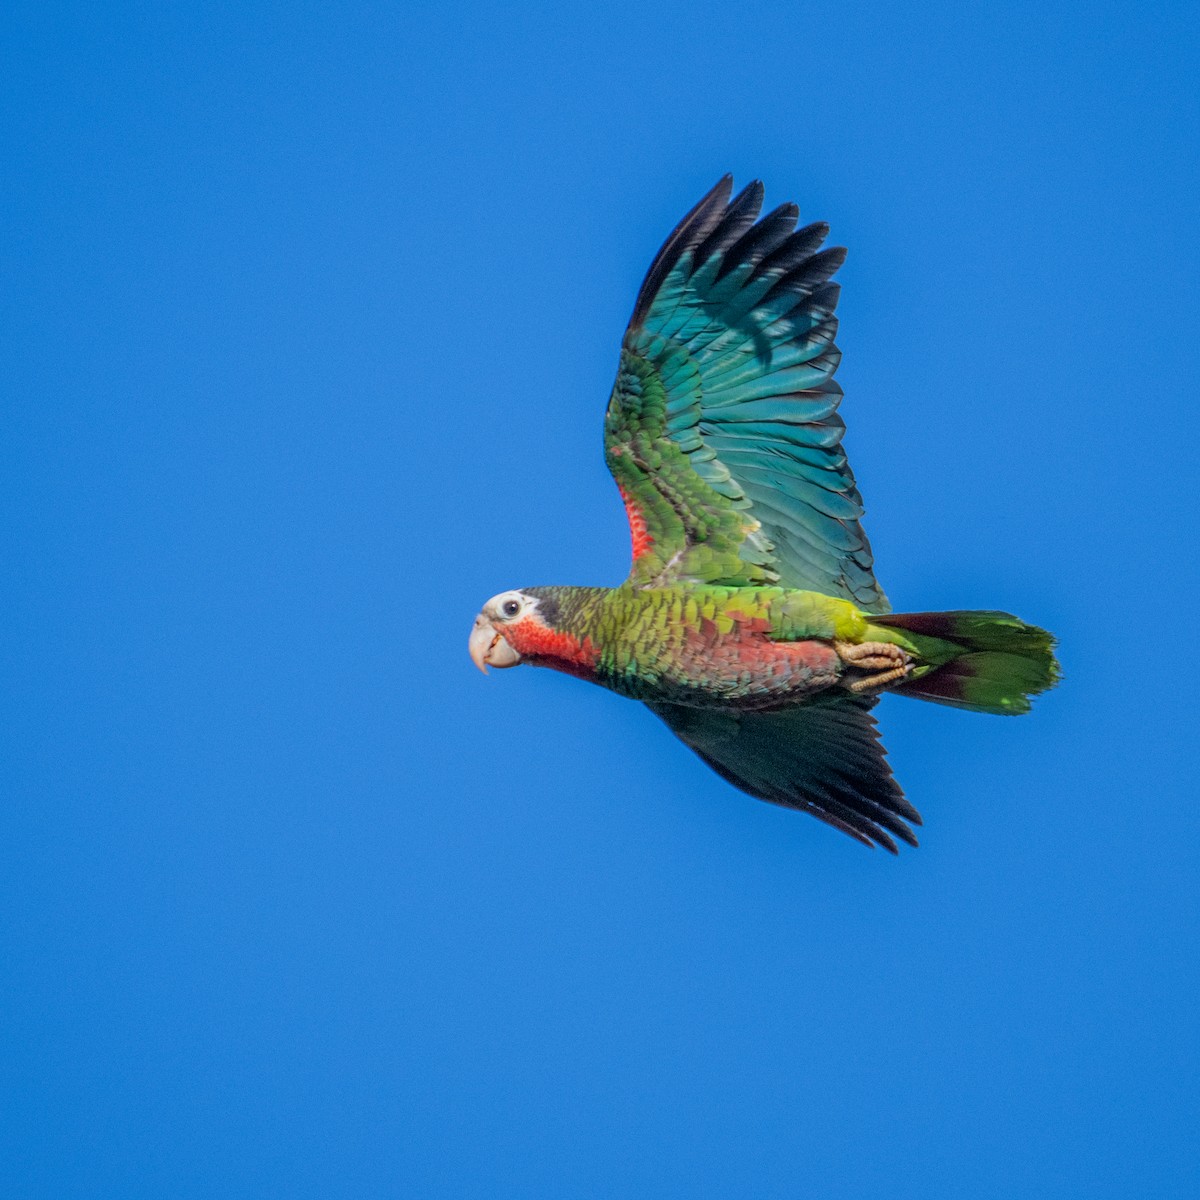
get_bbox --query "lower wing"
[647,693,921,852]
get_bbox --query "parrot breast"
[604,616,842,709]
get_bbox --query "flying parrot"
[469,177,1059,852]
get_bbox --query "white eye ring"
[500,596,522,619]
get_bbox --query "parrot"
[469,176,1059,852]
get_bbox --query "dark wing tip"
[629,179,831,326]
[694,180,765,272]
[630,175,738,328]
[714,202,802,282]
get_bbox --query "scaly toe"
[835,641,910,670]
[846,664,912,694]
[835,641,914,695]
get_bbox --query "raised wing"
[646,694,921,852]
[605,176,888,612]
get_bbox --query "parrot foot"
[835,641,913,694]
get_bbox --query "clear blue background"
[4,2,1198,1196]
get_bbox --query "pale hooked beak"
[469,614,522,674]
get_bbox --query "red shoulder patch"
[618,483,653,563]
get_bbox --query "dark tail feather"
[873,610,1060,715]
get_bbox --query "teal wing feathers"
[605,176,888,612]
[646,694,921,852]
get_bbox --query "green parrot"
[470,177,1059,851]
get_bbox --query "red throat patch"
[503,614,600,678]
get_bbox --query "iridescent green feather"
[604,175,888,611]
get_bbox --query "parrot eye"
[501,598,522,618]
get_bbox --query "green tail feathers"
[871,610,1060,715]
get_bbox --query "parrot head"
[469,590,541,673]
[470,587,600,678]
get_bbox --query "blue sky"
[4,2,1198,1195]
